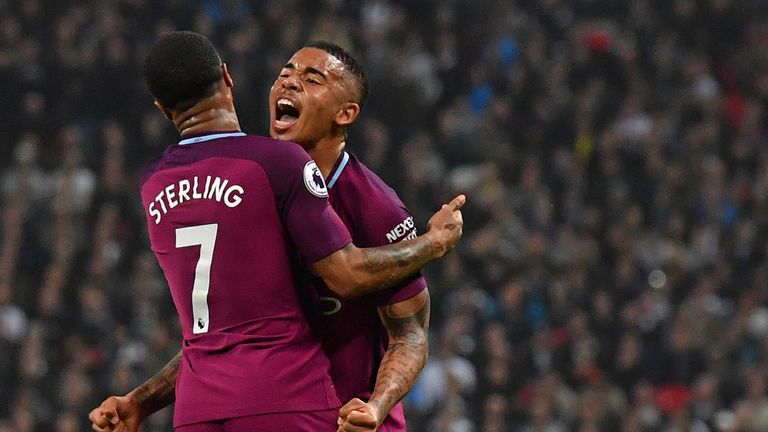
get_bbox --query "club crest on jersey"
[303,161,328,198]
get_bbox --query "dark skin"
[89,353,180,432]
[91,56,463,431]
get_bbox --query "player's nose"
[281,74,301,91]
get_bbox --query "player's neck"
[308,137,346,180]
[174,92,241,138]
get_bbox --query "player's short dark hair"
[305,41,370,109]
[144,31,223,111]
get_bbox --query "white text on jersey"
[148,176,244,224]
[385,216,417,243]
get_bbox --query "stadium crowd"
[1,0,768,430]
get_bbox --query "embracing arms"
[89,196,462,430]
[89,351,181,432]
[90,291,432,432]
[313,195,464,299]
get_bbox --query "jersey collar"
[326,149,350,190]
[178,131,246,145]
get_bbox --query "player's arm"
[338,290,430,431]
[313,195,464,299]
[125,350,180,416]
[89,350,180,431]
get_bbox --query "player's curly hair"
[144,31,222,111]
[305,41,370,109]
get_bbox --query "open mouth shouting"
[273,97,301,132]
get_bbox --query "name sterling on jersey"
[385,216,417,243]
[148,175,244,224]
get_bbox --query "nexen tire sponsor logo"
[386,216,416,243]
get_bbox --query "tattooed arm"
[338,290,430,431]
[89,351,181,432]
[314,196,464,299]
[127,350,180,416]
[370,290,431,418]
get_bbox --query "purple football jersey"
[140,131,352,428]
[307,151,427,432]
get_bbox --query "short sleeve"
[345,187,427,306]
[266,144,352,263]
[368,273,427,306]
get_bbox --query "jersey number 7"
[176,223,218,334]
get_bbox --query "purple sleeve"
[267,144,352,263]
[350,195,427,306]
[368,272,427,306]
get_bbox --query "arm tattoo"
[369,292,430,419]
[358,235,435,291]
[128,350,180,418]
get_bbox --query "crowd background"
[1,0,768,431]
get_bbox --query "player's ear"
[154,100,173,122]
[334,102,360,127]
[221,63,234,89]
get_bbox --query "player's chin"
[270,127,295,142]
[269,121,287,135]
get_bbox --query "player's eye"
[307,77,321,85]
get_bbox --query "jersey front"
[308,151,428,432]
[140,132,352,427]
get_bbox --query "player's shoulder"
[204,134,314,181]
[332,152,415,244]
[231,134,311,164]
[334,153,404,208]
[140,134,311,186]
[140,155,163,187]
[233,136,326,198]
[175,132,310,166]
[139,143,177,187]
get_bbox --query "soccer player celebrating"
[89,32,463,432]
[269,42,436,432]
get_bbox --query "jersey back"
[140,132,351,427]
